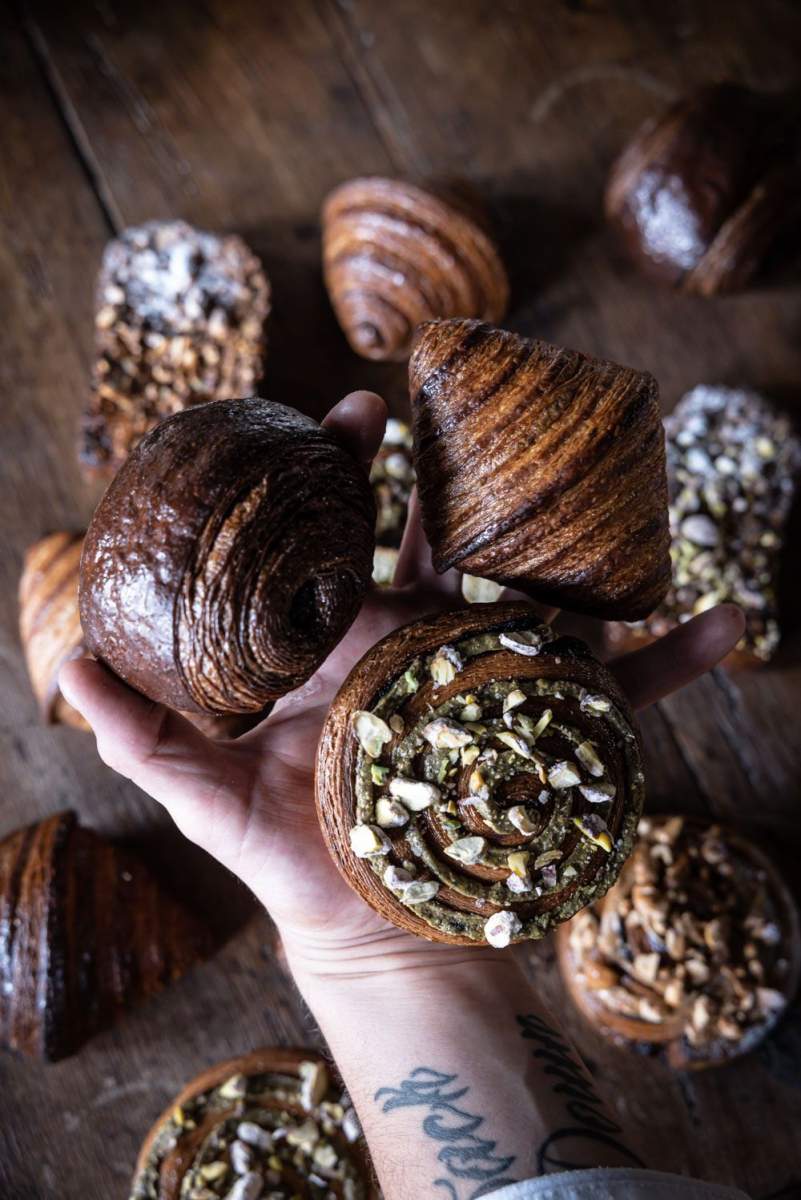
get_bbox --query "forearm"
[283,938,643,1200]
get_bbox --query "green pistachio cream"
[349,621,644,948]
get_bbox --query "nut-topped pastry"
[81,220,270,476]
[606,385,801,665]
[130,1047,377,1199]
[316,604,645,948]
[557,815,800,1069]
[370,418,415,586]
[322,177,509,361]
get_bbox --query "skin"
[60,391,745,1199]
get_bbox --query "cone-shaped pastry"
[606,83,801,295]
[322,177,509,362]
[410,319,670,620]
[0,811,211,1060]
[316,604,644,948]
[131,1047,378,1199]
[19,532,89,730]
[80,397,375,716]
[557,815,801,1070]
[82,220,270,477]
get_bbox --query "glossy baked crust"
[80,397,375,715]
[322,177,509,361]
[410,319,671,621]
[316,604,644,947]
[0,811,210,1061]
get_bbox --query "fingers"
[59,660,252,846]
[322,390,387,466]
[609,603,746,711]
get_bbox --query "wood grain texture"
[3,1,801,1196]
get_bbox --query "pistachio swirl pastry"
[80,397,375,715]
[316,604,644,948]
[130,1047,377,1199]
[606,83,801,295]
[410,319,671,620]
[322,177,509,362]
[0,811,211,1061]
[19,532,89,730]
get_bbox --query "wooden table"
[3,2,801,1196]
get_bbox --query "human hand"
[60,390,745,983]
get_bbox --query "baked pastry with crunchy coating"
[130,1046,378,1199]
[0,811,211,1061]
[410,319,671,620]
[323,177,508,361]
[316,604,644,948]
[81,220,270,476]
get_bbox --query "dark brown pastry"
[19,532,89,730]
[410,319,671,621]
[80,397,375,716]
[81,220,270,476]
[606,385,801,665]
[0,811,211,1061]
[557,814,800,1070]
[316,604,644,948]
[322,177,509,362]
[606,83,801,295]
[370,417,415,586]
[130,1046,378,1199]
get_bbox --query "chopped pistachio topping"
[375,796,410,828]
[507,851,531,878]
[579,780,617,804]
[422,717,473,749]
[573,814,613,852]
[445,836,487,864]
[370,763,390,786]
[508,805,539,835]
[430,644,463,686]
[350,824,391,858]
[548,760,582,789]
[353,710,392,758]
[503,688,527,712]
[389,776,441,811]
[496,730,533,759]
[402,880,440,905]
[484,910,523,948]
[576,740,605,777]
[461,573,504,603]
[499,630,544,655]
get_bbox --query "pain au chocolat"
[0,811,210,1061]
[410,319,671,620]
[80,398,375,716]
[130,1047,377,1199]
[316,604,644,948]
[322,177,509,362]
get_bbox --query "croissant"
[557,814,800,1070]
[410,319,671,620]
[606,82,801,295]
[316,604,644,948]
[0,810,211,1061]
[322,176,509,361]
[605,384,801,666]
[81,220,270,477]
[80,397,375,715]
[130,1046,377,1199]
[19,532,89,730]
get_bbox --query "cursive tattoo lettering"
[517,1013,644,1173]
[375,1066,517,1199]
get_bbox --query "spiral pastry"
[410,319,671,621]
[0,811,211,1060]
[606,83,801,295]
[316,604,644,947]
[80,397,375,715]
[130,1047,377,1199]
[322,177,509,362]
[19,532,89,730]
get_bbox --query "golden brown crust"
[80,397,376,715]
[0,811,211,1061]
[316,603,644,947]
[410,319,671,621]
[322,177,509,362]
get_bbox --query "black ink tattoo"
[517,1013,644,1174]
[375,1067,517,1199]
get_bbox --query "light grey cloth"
[486,1168,751,1200]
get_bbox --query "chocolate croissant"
[606,83,801,295]
[322,177,509,361]
[80,397,375,715]
[410,319,671,620]
[19,532,89,730]
[0,811,211,1061]
[82,220,270,477]
[316,604,644,948]
[131,1046,377,1199]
